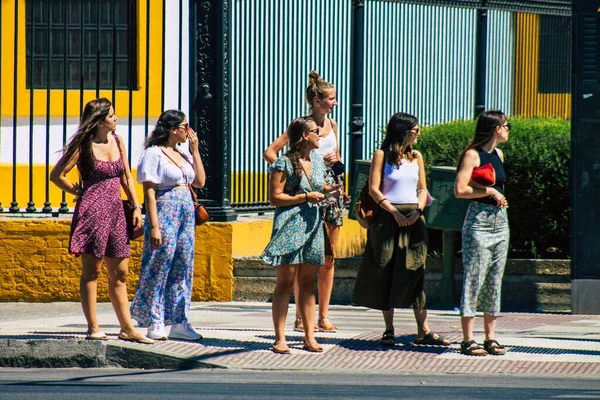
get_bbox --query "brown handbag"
[355,151,387,229]
[160,148,210,225]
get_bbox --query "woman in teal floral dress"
[262,117,341,354]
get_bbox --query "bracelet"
[304,193,308,203]
[416,208,424,216]
[377,198,387,206]
[134,205,142,209]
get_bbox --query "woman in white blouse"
[130,110,206,341]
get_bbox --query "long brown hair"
[305,70,334,113]
[380,112,418,165]
[61,98,112,181]
[285,117,313,185]
[456,109,506,170]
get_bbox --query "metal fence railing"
[0,0,572,215]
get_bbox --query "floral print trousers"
[131,187,195,327]
[460,202,509,317]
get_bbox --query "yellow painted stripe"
[513,12,571,118]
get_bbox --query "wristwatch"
[416,208,424,216]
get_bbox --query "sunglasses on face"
[502,123,511,131]
[178,123,189,130]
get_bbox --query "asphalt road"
[0,369,598,400]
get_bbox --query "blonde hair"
[305,70,334,113]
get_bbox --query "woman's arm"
[143,181,162,248]
[269,169,324,207]
[186,127,206,188]
[263,132,289,164]
[117,135,142,228]
[415,151,428,211]
[49,150,82,197]
[454,149,506,207]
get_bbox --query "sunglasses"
[502,123,511,131]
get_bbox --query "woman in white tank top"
[352,112,451,348]
[263,71,343,333]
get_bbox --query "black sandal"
[380,329,396,347]
[460,340,487,356]
[483,339,506,355]
[414,331,451,346]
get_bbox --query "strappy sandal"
[380,329,396,347]
[483,339,507,355]
[414,331,451,346]
[460,340,487,356]
[318,317,338,333]
[293,318,317,332]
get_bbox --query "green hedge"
[416,117,570,258]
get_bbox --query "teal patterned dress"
[262,153,327,267]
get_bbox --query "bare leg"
[461,316,475,342]
[80,253,103,334]
[382,308,394,332]
[483,314,497,341]
[413,308,431,337]
[272,265,297,352]
[293,274,301,320]
[297,264,320,348]
[318,223,339,325]
[105,256,137,334]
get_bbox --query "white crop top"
[137,145,195,189]
[381,160,419,204]
[314,119,337,161]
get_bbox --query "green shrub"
[417,117,570,258]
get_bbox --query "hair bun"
[308,70,321,84]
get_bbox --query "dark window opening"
[538,15,571,94]
[26,0,137,90]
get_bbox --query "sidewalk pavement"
[1,302,599,375]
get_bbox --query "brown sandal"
[293,318,317,332]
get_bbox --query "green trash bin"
[426,166,469,309]
[426,166,469,231]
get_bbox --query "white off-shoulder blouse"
[137,145,195,189]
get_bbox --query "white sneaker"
[169,322,202,341]
[147,322,168,340]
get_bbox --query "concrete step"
[233,257,571,312]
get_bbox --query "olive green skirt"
[352,204,428,311]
